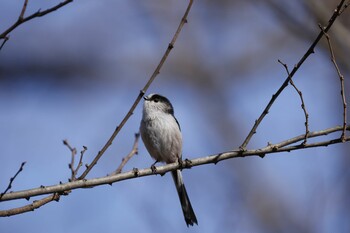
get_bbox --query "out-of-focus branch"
[240,0,348,150]
[110,133,140,176]
[0,125,348,216]
[0,0,73,51]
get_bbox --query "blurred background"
[0,0,349,232]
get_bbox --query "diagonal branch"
[77,0,194,180]
[0,162,26,199]
[0,0,74,50]
[240,0,347,150]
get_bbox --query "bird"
[140,93,198,227]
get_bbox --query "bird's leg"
[151,160,159,173]
[177,157,184,170]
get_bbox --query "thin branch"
[77,0,194,180]
[240,0,347,150]
[75,146,87,177]
[339,0,350,14]
[278,60,310,144]
[63,140,87,181]
[0,162,26,199]
[0,0,74,50]
[63,139,77,181]
[0,193,60,217]
[111,133,140,176]
[0,126,348,210]
[0,36,9,50]
[19,0,29,20]
[319,25,347,142]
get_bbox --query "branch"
[63,140,87,181]
[240,0,348,150]
[0,126,348,211]
[77,0,194,180]
[278,60,310,144]
[319,25,347,141]
[0,0,74,50]
[110,133,140,175]
[0,162,26,199]
[0,193,61,217]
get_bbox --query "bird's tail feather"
[171,170,198,227]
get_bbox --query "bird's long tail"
[171,170,198,227]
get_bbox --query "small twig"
[63,140,77,181]
[77,0,194,180]
[19,0,29,20]
[0,162,26,199]
[111,133,140,175]
[239,0,347,150]
[75,146,87,177]
[319,25,347,142]
[278,60,310,144]
[63,140,87,181]
[0,36,9,51]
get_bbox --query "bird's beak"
[143,96,149,101]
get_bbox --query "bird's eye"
[154,99,159,103]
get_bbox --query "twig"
[319,25,347,142]
[278,60,309,144]
[0,162,26,199]
[77,0,194,180]
[75,146,87,177]
[0,36,9,50]
[239,0,347,150]
[19,0,29,20]
[0,126,349,210]
[111,133,140,175]
[0,0,73,50]
[0,193,60,217]
[63,140,87,181]
[63,139,77,181]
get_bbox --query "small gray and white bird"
[140,93,198,227]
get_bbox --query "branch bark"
[0,126,348,208]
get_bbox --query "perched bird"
[140,93,198,227]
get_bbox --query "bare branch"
[77,0,194,180]
[63,139,77,181]
[75,146,87,177]
[0,193,60,217]
[0,0,74,50]
[63,140,87,181]
[278,60,310,144]
[111,133,140,175]
[0,162,26,199]
[0,126,348,211]
[19,0,29,20]
[240,0,348,150]
[319,25,347,142]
